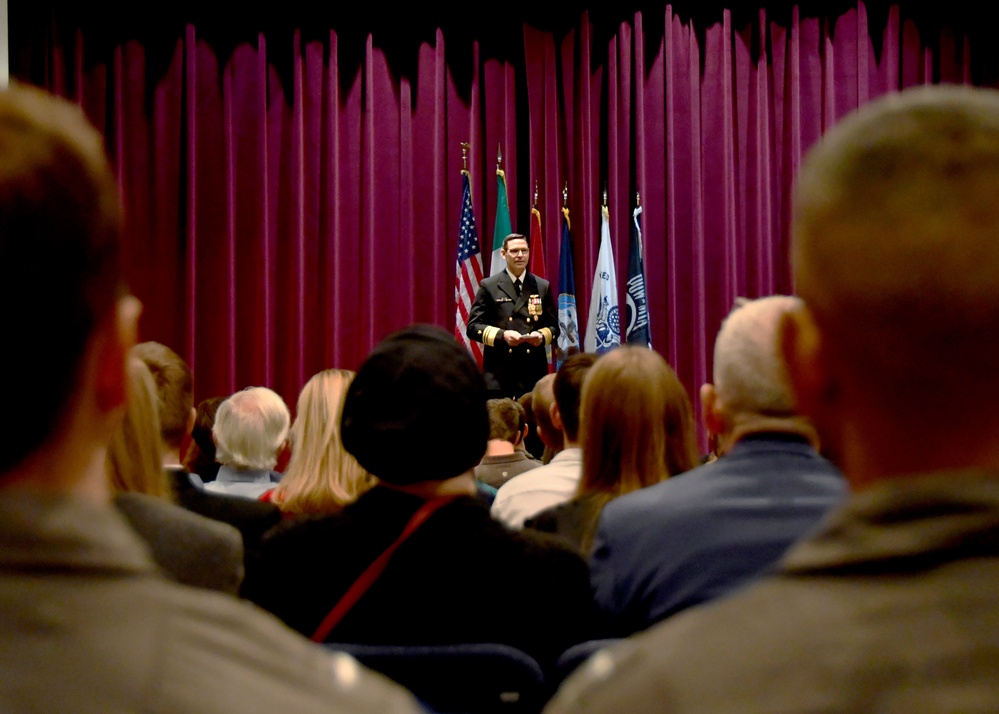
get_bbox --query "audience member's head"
[531,373,564,455]
[486,398,528,446]
[131,341,195,455]
[271,369,374,515]
[341,324,489,490]
[106,357,173,501]
[701,294,813,456]
[1,82,133,482]
[785,85,999,486]
[213,387,290,472]
[578,346,699,508]
[516,389,545,459]
[552,353,599,444]
[182,395,226,480]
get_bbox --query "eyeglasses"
[506,249,529,256]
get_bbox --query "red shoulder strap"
[310,496,457,643]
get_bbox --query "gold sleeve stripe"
[539,327,553,345]
[483,326,501,347]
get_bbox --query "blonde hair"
[579,346,699,507]
[270,369,375,515]
[106,357,173,500]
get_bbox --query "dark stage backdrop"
[10,2,996,449]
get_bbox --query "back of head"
[486,398,527,444]
[131,341,194,450]
[0,82,123,474]
[106,357,172,500]
[712,295,803,419]
[182,395,226,478]
[191,396,225,457]
[531,373,563,452]
[274,369,374,515]
[553,353,599,442]
[580,346,699,497]
[517,390,545,458]
[793,85,999,411]
[341,324,489,485]
[213,387,290,471]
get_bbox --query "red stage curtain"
[10,3,990,447]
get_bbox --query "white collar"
[506,268,526,285]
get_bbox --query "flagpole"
[461,141,472,190]
[636,190,643,261]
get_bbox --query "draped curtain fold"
[12,3,987,446]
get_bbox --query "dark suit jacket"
[467,271,558,399]
[166,467,282,569]
[589,433,848,636]
[524,492,606,556]
[242,486,596,672]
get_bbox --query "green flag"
[490,168,512,276]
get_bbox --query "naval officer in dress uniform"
[467,234,559,400]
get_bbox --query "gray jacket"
[114,491,245,595]
[546,470,999,713]
[0,490,426,714]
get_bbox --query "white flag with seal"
[584,205,621,354]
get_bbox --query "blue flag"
[625,204,651,347]
[556,207,580,370]
[584,205,621,354]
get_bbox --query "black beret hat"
[340,324,489,484]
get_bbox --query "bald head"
[793,85,999,400]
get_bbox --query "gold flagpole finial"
[636,190,641,208]
[496,144,503,172]
[563,182,568,208]
[603,187,608,208]
[533,182,539,209]
[461,142,470,172]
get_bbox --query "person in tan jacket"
[545,85,999,714]
[0,81,424,714]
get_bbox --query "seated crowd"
[3,79,999,713]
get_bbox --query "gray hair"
[712,295,802,416]
[213,386,290,470]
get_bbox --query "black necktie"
[514,278,522,297]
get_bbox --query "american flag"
[455,170,484,365]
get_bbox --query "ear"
[514,424,528,446]
[549,401,564,433]
[699,383,725,438]
[94,295,142,413]
[779,303,828,425]
[186,406,197,437]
